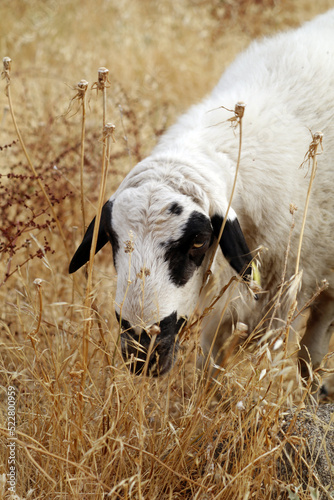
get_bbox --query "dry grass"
[1,1,334,498]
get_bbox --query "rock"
[277,404,334,499]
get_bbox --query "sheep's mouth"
[118,312,186,376]
[121,331,179,376]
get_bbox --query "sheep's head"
[69,180,252,376]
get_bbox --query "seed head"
[289,203,298,215]
[273,338,283,351]
[226,101,246,128]
[77,79,88,97]
[236,401,245,411]
[97,67,109,89]
[136,267,151,279]
[103,122,116,142]
[2,57,12,84]
[77,79,88,90]
[235,101,245,119]
[313,131,323,145]
[299,129,324,172]
[91,67,110,93]
[124,240,135,254]
[3,57,11,71]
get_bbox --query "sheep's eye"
[192,241,205,249]
[191,235,209,251]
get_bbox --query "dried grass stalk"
[79,62,115,431]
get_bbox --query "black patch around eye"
[189,235,212,265]
[169,202,183,216]
[164,211,213,287]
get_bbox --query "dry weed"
[0,1,333,499]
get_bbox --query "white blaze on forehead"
[112,183,209,327]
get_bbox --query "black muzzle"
[117,311,186,376]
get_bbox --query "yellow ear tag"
[251,261,261,288]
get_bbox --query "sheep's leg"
[298,295,334,388]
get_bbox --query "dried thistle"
[2,56,11,71]
[102,122,116,143]
[91,66,110,93]
[79,74,116,425]
[295,130,323,275]
[64,79,89,117]
[62,79,90,233]
[91,67,110,132]
[203,101,246,290]
[1,56,11,84]
[299,130,323,175]
[97,66,110,87]
[275,131,324,400]
[227,101,246,128]
[77,79,89,95]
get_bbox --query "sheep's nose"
[114,311,160,337]
[115,311,186,376]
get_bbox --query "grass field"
[1,0,334,498]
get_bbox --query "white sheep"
[69,10,334,382]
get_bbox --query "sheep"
[69,10,334,382]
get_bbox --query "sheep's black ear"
[69,200,116,274]
[211,214,252,278]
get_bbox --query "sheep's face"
[69,183,252,377]
[111,186,214,376]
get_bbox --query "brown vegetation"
[0,1,333,498]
